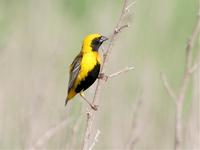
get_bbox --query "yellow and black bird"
[65,33,108,109]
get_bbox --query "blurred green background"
[0,0,199,149]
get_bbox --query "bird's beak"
[100,36,109,43]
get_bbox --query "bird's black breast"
[75,63,100,93]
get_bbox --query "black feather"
[75,63,100,93]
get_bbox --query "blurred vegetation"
[0,0,199,149]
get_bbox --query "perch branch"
[98,66,134,81]
[109,66,134,78]
[82,0,134,149]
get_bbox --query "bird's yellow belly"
[75,52,100,86]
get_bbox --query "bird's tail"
[65,89,76,106]
[65,95,70,106]
[65,98,68,106]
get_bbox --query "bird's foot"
[91,104,98,111]
[98,73,108,81]
[80,92,98,111]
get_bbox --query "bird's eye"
[92,38,100,46]
[91,37,102,51]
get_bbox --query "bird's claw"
[91,104,98,111]
[98,73,108,81]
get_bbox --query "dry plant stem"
[88,130,101,150]
[127,95,142,149]
[109,66,134,78]
[161,9,200,150]
[125,1,136,11]
[115,24,129,33]
[160,73,177,102]
[28,119,73,150]
[98,66,134,81]
[175,11,200,150]
[82,0,132,149]
[189,62,200,73]
[100,46,105,56]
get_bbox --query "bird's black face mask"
[91,36,108,51]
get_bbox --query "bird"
[65,33,108,110]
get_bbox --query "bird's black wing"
[68,53,82,92]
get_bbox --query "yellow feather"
[67,89,76,100]
[66,33,104,102]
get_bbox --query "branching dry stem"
[81,0,135,149]
[161,7,200,150]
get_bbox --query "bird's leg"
[98,73,108,81]
[80,91,98,111]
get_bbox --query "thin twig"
[28,119,73,150]
[82,0,133,149]
[115,24,129,33]
[109,66,134,78]
[98,66,134,81]
[189,62,200,74]
[100,46,106,57]
[126,93,143,149]
[125,1,136,11]
[88,130,101,150]
[160,73,177,102]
